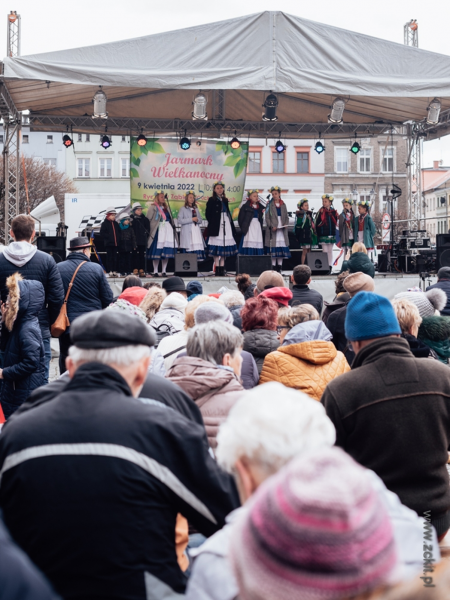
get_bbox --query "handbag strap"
[63,261,88,304]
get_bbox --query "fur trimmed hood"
[4,272,45,332]
[139,287,167,322]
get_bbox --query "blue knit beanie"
[345,292,401,341]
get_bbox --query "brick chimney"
[433,160,440,169]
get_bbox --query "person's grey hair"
[186,321,243,365]
[220,290,245,308]
[194,302,233,325]
[69,344,151,367]
[70,248,87,253]
[216,382,336,476]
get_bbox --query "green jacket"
[354,214,376,249]
[341,252,375,278]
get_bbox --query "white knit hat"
[394,288,447,318]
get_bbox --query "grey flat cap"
[70,310,156,349]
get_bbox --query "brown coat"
[166,356,244,449]
[259,340,350,400]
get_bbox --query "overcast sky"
[3,0,450,167]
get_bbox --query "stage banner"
[130,137,248,220]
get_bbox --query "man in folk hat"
[0,310,239,600]
[57,236,113,373]
[99,206,120,276]
[130,202,150,276]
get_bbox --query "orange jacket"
[259,340,350,400]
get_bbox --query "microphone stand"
[266,194,273,267]
[220,195,226,276]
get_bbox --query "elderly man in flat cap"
[0,310,239,600]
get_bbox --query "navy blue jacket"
[0,515,60,600]
[0,250,64,340]
[1,279,46,411]
[57,252,113,329]
[427,279,450,317]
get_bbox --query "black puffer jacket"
[0,249,64,340]
[0,276,46,415]
[243,329,279,374]
[205,196,237,239]
[57,253,113,330]
[118,227,136,253]
[130,213,150,246]
[99,217,120,247]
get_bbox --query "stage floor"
[108,271,436,303]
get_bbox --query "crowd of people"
[1,213,450,599]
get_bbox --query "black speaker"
[436,234,450,269]
[36,236,66,263]
[237,255,272,276]
[378,253,388,273]
[174,253,198,276]
[398,255,414,273]
[306,252,329,274]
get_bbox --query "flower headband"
[322,194,334,201]
[358,199,372,208]
[213,181,225,188]
[247,189,259,197]
[153,190,164,197]
[297,198,309,208]
[342,197,354,205]
[270,186,281,193]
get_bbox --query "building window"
[99,158,112,178]
[77,133,82,142]
[121,157,130,178]
[272,152,285,174]
[335,148,348,173]
[359,194,371,205]
[43,158,57,167]
[0,134,3,144]
[22,134,29,144]
[358,148,371,173]
[121,136,127,142]
[296,152,309,173]
[381,147,394,172]
[248,151,261,173]
[86,134,90,142]
[77,158,90,178]
[47,135,53,144]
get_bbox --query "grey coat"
[177,206,203,250]
[338,210,356,246]
[264,201,289,248]
[146,203,178,248]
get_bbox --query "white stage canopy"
[2,11,450,132]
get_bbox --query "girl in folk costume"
[264,186,291,272]
[355,199,376,253]
[205,181,237,276]
[178,192,206,260]
[315,194,339,270]
[294,198,315,265]
[238,190,264,256]
[338,197,356,253]
[147,191,178,277]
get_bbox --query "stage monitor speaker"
[36,236,66,263]
[237,255,272,276]
[436,234,450,269]
[398,255,414,273]
[306,252,329,274]
[378,253,389,273]
[174,253,198,276]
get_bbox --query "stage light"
[427,98,441,125]
[180,136,191,150]
[350,141,361,154]
[314,141,325,154]
[101,135,112,149]
[275,140,285,153]
[328,97,345,124]
[137,133,147,147]
[262,93,278,121]
[92,88,108,119]
[230,136,241,150]
[62,134,73,148]
[192,92,208,120]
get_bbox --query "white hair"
[69,344,151,367]
[216,382,336,476]
[220,290,245,308]
[187,321,243,365]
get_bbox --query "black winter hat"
[162,276,186,293]
[70,310,156,348]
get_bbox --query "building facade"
[422,162,450,244]
[0,126,66,172]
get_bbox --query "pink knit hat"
[230,447,397,600]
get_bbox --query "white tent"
[2,11,450,128]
